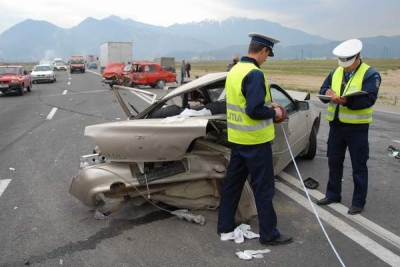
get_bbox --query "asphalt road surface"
[0,69,399,267]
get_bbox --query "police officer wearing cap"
[316,39,381,215]
[217,32,292,245]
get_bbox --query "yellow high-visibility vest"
[226,62,274,144]
[326,63,373,124]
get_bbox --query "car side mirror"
[297,101,309,111]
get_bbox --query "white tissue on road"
[220,224,270,260]
[171,209,205,225]
[220,223,260,243]
[236,249,271,260]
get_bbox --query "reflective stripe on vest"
[326,63,373,124]
[226,62,274,144]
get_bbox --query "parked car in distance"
[88,62,98,69]
[69,72,321,220]
[123,61,177,89]
[0,65,32,95]
[54,62,67,71]
[39,60,55,71]
[31,64,56,83]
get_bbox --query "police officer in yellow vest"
[316,39,381,215]
[217,32,292,245]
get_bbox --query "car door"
[147,64,161,84]
[271,85,309,174]
[21,67,30,86]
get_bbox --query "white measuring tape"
[281,124,346,267]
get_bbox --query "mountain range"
[0,15,399,62]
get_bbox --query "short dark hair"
[248,42,269,54]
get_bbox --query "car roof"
[133,61,158,65]
[35,64,52,67]
[0,65,22,68]
[161,71,310,102]
[161,72,229,100]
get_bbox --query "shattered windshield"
[34,65,52,71]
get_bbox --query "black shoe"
[348,206,363,215]
[261,234,293,246]
[316,197,340,206]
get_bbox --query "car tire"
[300,126,317,159]
[18,86,24,96]
[156,80,166,89]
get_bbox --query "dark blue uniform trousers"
[326,122,369,208]
[217,142,280,242]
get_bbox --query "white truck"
[99,42,133,73]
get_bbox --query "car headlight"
[10,79,20,83]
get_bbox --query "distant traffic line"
[46,107,58,120]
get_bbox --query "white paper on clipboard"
[317,91,368,101]
[317,95,331,101]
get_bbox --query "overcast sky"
[1,0,399,40]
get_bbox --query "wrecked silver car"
[69,72,321,220]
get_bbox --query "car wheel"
[300,126,317,159]
[156,80,166,89]
[18,86,24,96]
[54,76,56,82]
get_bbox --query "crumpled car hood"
[85,117,209,162]
[102,62,125,79]
[0,74,20,80]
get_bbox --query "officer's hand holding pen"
[326,88,347,105]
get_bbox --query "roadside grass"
[5,59,399,105]
[185,58,400,75]
[6,58,399,74]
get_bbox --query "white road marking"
[46,107,58,120]
[391,140,400,144]
[279,172,400,249]
[68,81,71,85]
[62,90,68,95]
[276,180,400,266]
[0,179,11,197]
[86,69,101,76]
[375,109,400,115]
[130,90,155,103]
[43,90,108,97]
[276,172,400,266]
